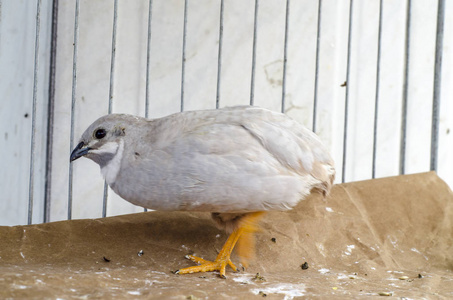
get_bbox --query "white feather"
[91,140,124,186]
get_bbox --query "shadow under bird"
[70,105,335,278]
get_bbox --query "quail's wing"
[175,106,335,193]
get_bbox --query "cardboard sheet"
[1,172,452,299]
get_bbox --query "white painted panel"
[252,0,286,112]
[147,0,185,118]
[0,0,52,225]
[374,0,407,178]
[344,0,380,182]
[183,0,220,111]
[405,0,437,174]
[314,0,350,179]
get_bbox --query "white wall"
[1,0,452,225]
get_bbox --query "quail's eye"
[94,128,107,139]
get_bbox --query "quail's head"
[70,114,140,167]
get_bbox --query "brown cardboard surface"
[1,172,452,299]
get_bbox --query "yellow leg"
[176,211,265,278]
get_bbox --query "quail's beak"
[70,141,91,162]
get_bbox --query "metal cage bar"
[281,0,290,113]
[28,0,42,225]
[68,0,80,221]
[215,0,224,109]
[180,0,188,112]
[249,0,259,106]
[108,0,118,115]
[43,0,59,223]
[400,0,412,175]
[430,0,446,172]
[145,0,153,120]
[372,0,383,179]
[101,0,119,218]
[312,0,322,133]
[143,0,153,213]
[341,0,354,183]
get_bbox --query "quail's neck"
[100,140,125,187]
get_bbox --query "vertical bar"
[28,0,42,225]
[400,0,412,175]
[108,0,118,114]
[103,0,119,218]
[102,180,109,217]
[430,0,445,171]
[281,0,290,113]
[250,0,259,106]
[44,0,59,223]
[342,0,354,183]
[68,0,80,220]
[372,0,383,179]
[145,0,153,119]
[180,0,188,112]
[312,0,322,132]
[144,0,153,213]
[215,0,224,109]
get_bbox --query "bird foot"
[175,254,238,278]
[174,212,265,278]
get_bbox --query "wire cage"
[0,0,451,226]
